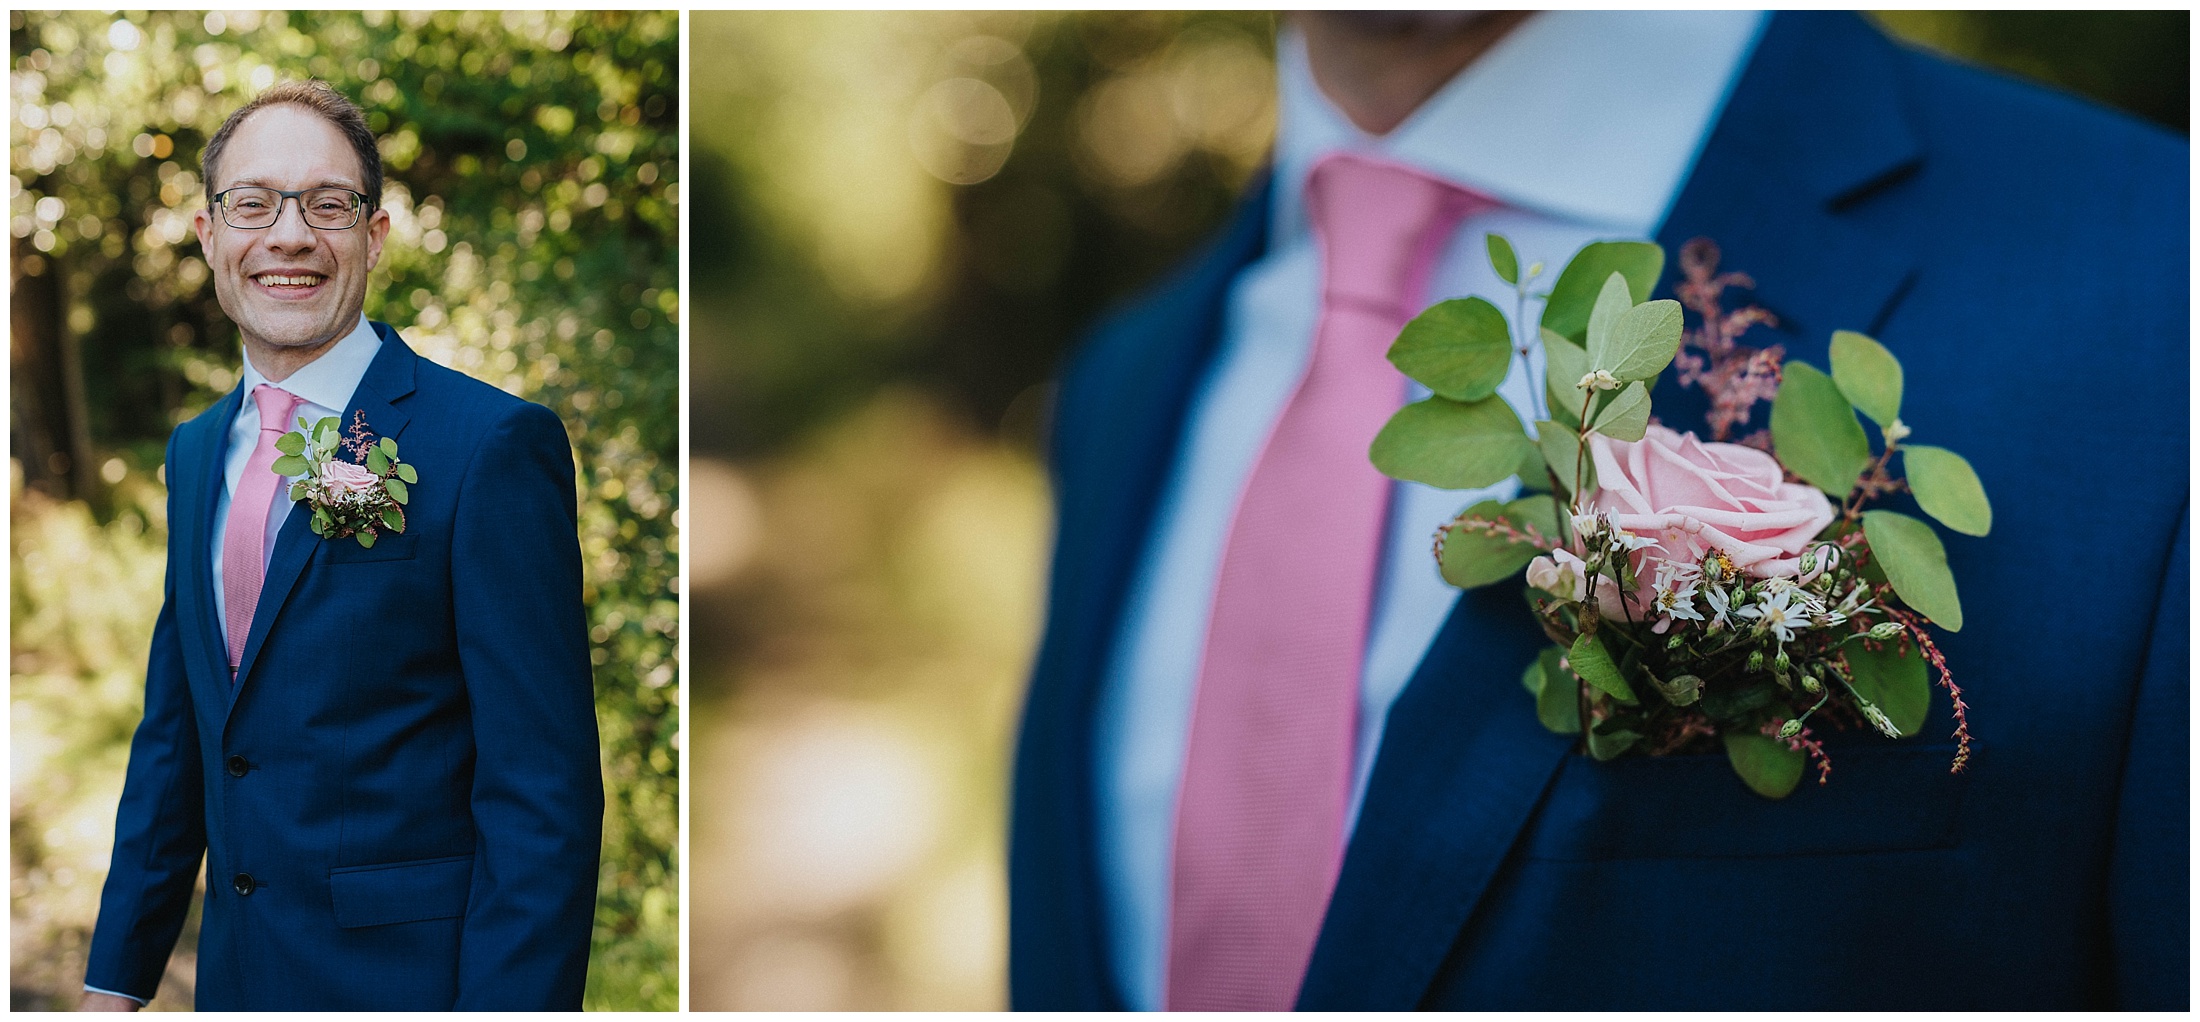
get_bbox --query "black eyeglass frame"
[209,186,376,230]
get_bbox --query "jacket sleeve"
[84,431,208,1003]
[2107,510,2187,1009]
[448,401,604,1010]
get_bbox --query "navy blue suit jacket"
[86,323,603,1009]
[1011,13,2187,1010]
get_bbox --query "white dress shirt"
[208,315,382,630]
[1090,12,1768,1009]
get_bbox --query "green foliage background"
[10,10,677,1010]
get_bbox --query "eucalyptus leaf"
[1829,330,1903,428]
[1487,233,1519,286]
[1387,297,1514,402]
[1770,362,1871,496]
[1370,396,1532,490]
[1568,632,1637,705]
[1605,298,1684,382]
[1540,241,1664,345]
[1649,670,1704,707]
[313,417,338,442]
[1903,445,1992,536]
[1589,382,1651,442]
[1584,272,1634,370]
[385,477,411,505]
[1723,732,1805,799]
[396,462,420,485]
[1846,641,1930,737]
[366,450,391,476]
[379,436,399,458]
[1542,330,1589,422]
[288,480,309,502]
[1862,510,1962,631]
[1439,500,1541,589]
[1507,493,1561,539]
[356,529,378,549]
[1537,421,1594,497]
[1534,646,1581,735]
[1515,444,1551,492]
[270,454,308,477]
[1587,724,1641,761]
[274,433,306,456]
[381,506,404,532]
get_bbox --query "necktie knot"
[1304,152,1492,319]
[253,384,301,434]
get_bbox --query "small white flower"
[1703,583,1732,626]
[1610,529,1660,554]
[1736,587,1812,642]
[1578,369,1623,392]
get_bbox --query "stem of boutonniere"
[1515,276,1550,424]
[1839,441,1902,523]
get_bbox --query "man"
[80,80,602,1010]
[1013,11,2185,1010]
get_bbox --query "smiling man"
[78,80,603,1011]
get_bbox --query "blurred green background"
[10,10,677,1011]
[683,10,2186,1011]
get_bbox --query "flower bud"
[1801,675,1822,694]
[1870,621,1903,640]
[1777,719,1803,739]
[1774,650,1791,672]
[1667,633,1685,651]
[1747,650,1765,673]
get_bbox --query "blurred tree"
[9,10,677,1010]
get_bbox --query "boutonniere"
[1370,236,1986,799]
[271,410,419,549]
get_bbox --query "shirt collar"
[237,314,382,415]
[1272,10,1768,242]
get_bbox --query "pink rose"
[1587,423,1835,585]
[320,459,382,496]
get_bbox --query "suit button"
[226,755,250,777]
[232,872,256,896]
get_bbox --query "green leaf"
[1588,382,1650,442]
[1769,362,1871,496]
[1486,233,1519,286]
[1583,271,1633,370]
[1604,298,1684,382]
[1723,732,1805,799]
[1514,443,1551,492]
[1534,646,1581,735]
[1903,445,1992,537]
[1648,670,1704,707]
[396,462,420,485]
[274,432,307,456]
[366,450,391,476]
[1846,641,1930,737]
[1829,330,1903,428]
[288,480,309,502]
[1369,396,1532,490]
[1586,723,1640,760]
[1862,510,1963,631]
[270,454,308,477]
[1437,494,1559,590]
[1387,297,1514,402]
[1540,241,1664,345]
[313,417,339,443]
[1542,329,1589,422]
[356,529,378,549]
[381,506,405,532]
[1567,632,1637,705]
[1537,421,1595,497]
[384,477,410,505]
[379,436,399,458]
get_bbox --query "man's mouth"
[252,272,328,291]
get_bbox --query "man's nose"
[262,194,319,250]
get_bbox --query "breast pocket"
[1520,741,1971,861]
[318,531,420,564]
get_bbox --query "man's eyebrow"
[225,174,364,190]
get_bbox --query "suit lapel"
[225,327,420,719]
[1297,12,1923,1008]
[181,387,244,726]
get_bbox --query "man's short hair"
[201,79,383,209]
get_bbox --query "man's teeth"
[257,274,325,286]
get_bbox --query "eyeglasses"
[211,186,372,230]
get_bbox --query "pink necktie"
[1166,153,1488,1010]
[223,384,302,674]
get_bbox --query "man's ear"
[364,206,391,271]
[193,206,213,255]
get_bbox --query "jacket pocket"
[329,853,473,928]
[319,531,420,563]
[1520,741,1970,861]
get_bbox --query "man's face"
[193,104,390,359]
